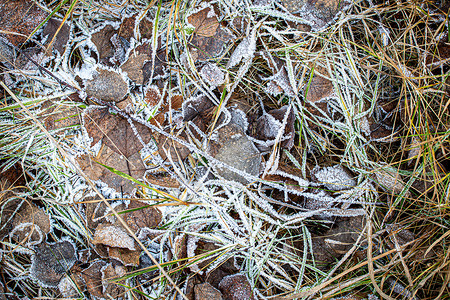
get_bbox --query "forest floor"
[1,0,450,299]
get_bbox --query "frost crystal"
[227,32,256,68]
[312,165,356,191]
[200,63,225,88]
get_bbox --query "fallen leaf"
[77,145,146,194]
[145,171,181,188]
[108,246,141,266]
[42,18,70,55]
[280,0,350,30]
[118,15,137,41]
[30,241,77,287]
[187,6,233,61]
[121,200,162,234]
[91,25,116,61]
[101,263,127,299]
[311,165,356,191]
[0,0,47,46]
[84,198,108,230]
[83,107,152,157]
[386,223,415,247]
[82,260,106,298]
[200,63,225,87]
[305,66,334,103]
[253,105,295,150]
[219,273,255,300]
[141,43,168,84]
[210,121,261,184]
[120,43,152,84]
[195,282,223,300]
[84,67,129,102]
[58,273,85,298]
[374,166,409,196]
[157,130,191,162]
[11,202,51,245]
[0,38,16,66]
[425,41,450,69]
[92,223,137,250]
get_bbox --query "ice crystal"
[312,165,356,191]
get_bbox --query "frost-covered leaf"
[42,18,70,55]
[121,200,162,234]
[58,273,85,298]
[195,282,224,300]
[253,105,295,150]
[187,6,233,61]
[386,223,415,247]
[0,0,47,46]
[312,165,356,191]
[120,43,152,85]
[280,0,351,30]
[84,67,129,102]
[11,202,51,245]
[209,120,261,184]
[0,38,17,66]
[157,130,191,162]
[92,223,137,251]
[91,25,116,61]
[30,241,77,287]
[227,34,256,69]
[108,246,140,266]
[305,66,334,103]
[83,107,152,157]
[101,263,127,299]
[200,63,225,88]
[142,43,168,83]
[374,166,409,195]
[81,260,106,299]
[219,273,255,300]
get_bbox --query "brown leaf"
[195,283,223,300]
[91,25,116,60]
[305,66,334,103]
[121,200,162,234]
[141,43,168,84]
[108,246,140,266]
[77,145,146,195]
[30,241,77,287]
[145,171,181,188]
[253,105,295,150]
[157,131,191,162]
[101,263,127,299]
[84,68,129,102]
[118,15,136,41]
[83,107,152,158]
[0,0,47,46]
[425,41,450,69]
[263,162,306,193]
[218,273,255,300]
[187,6,233,61]
[39,101,81,132]
[11,202,51,244]
[120,43,152,84]
[42,18,70,55]
[92,223,137,250]
[84,198,107,230]
[82,260,106,299]
[281,0,349,30]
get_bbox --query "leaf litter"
[0,0,448,299]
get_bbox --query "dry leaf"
[157,131,191,162]
[42,18,70,55]
[92,223,137,251]
[374,166,409,196]
[200,63,225,87]
[219,273,255,300]
[145,171,181,188]
[141,43,168,84]
[281,0,350,30]
[101,263,127,299]
[30,241,77,287]
[82,260,106,299]
[108,246,140,266]
[77,145,146,194]
[311,165,356,191]
[121,200,162,234]
[195,282,224,300]
[11,202,51,245]
[187,6,233,61]
[91,25,116,61]
[210,122,261,184]
[305,66,334,103]
[120,43,152,84]
[84,199,107,230]
[118,15,136,41]
[84,68,129,102]
[0,0,47,46]
[83,107,152,157]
